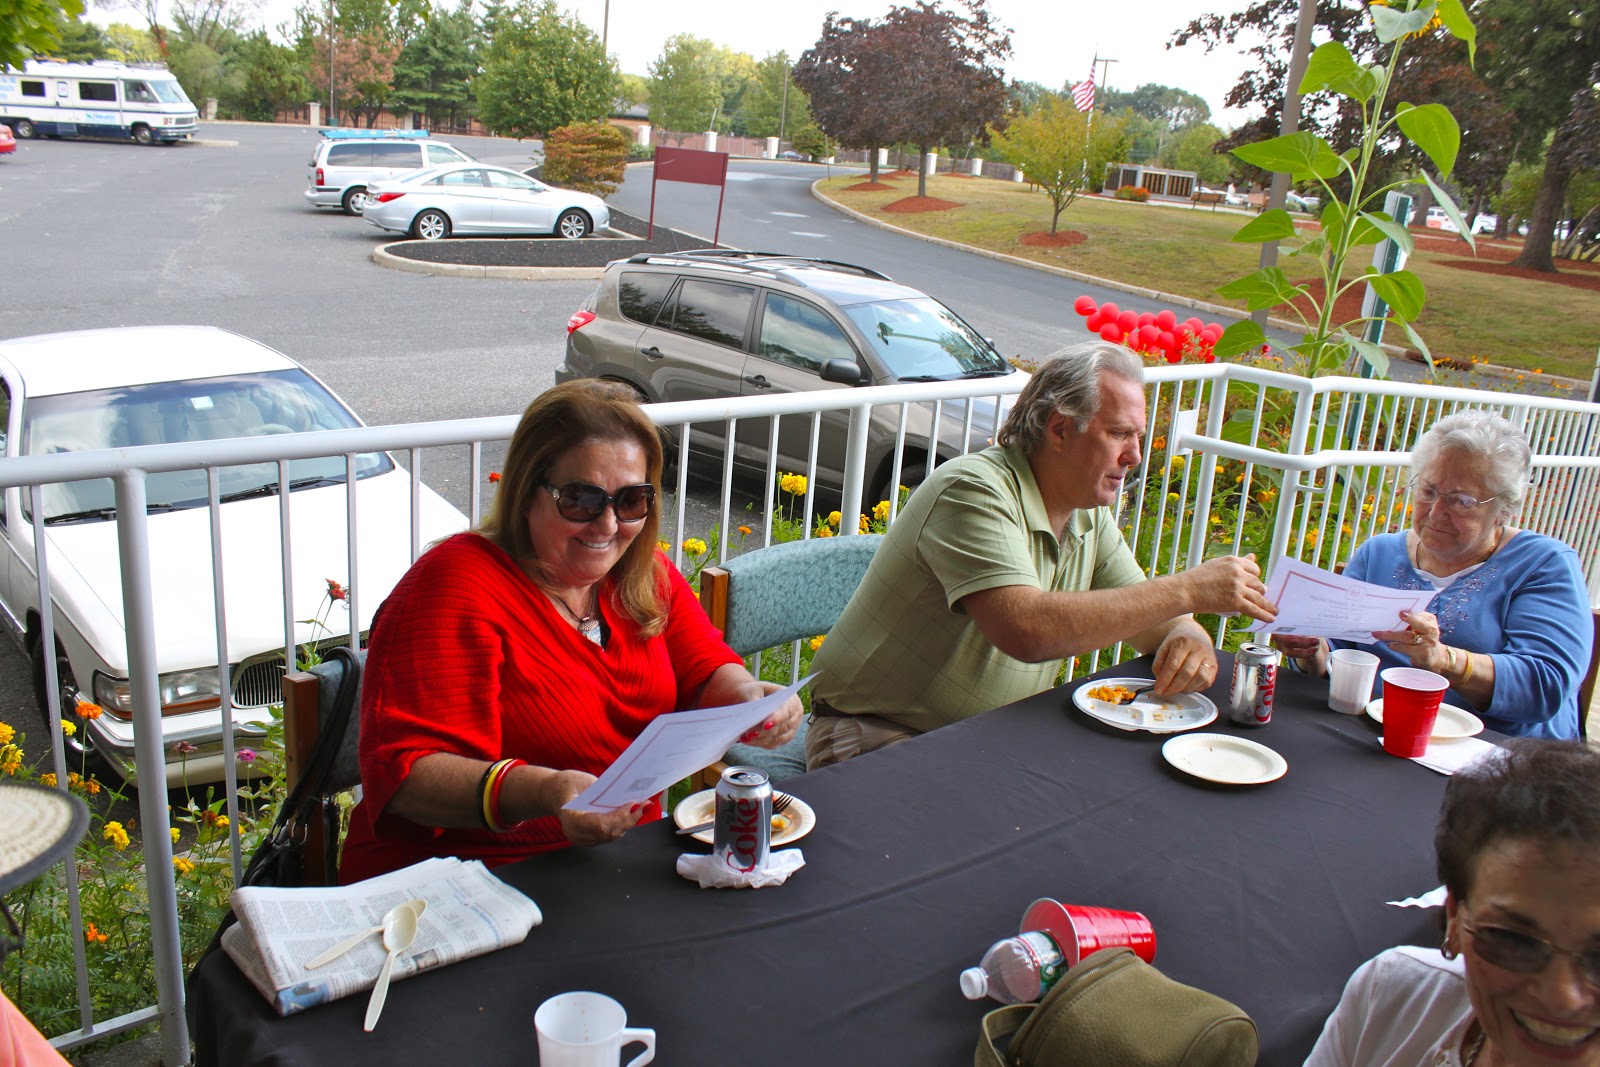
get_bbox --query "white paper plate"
[671,788,815,847]
[1071,677,1218,734]
[1161,732,1288,786]
[1364,698,1484,739]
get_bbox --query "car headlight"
[94,668,223,720]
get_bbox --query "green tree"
[648,34,723,138]
[989,96,1129,232]
[104,23,162,63]
[391,1,479,130]
[169,40,227,104]
[617,72,649,108]
[53,16,109,61]
[222,30,309,121]
[1161,122,1230,184]
[477,0,616,139]
[739,51,817,143]
[1,0,85,70]
[1100,83,1212,128]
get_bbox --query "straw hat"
[0,780,89,896]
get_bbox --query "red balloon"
[1139,324,1161,347]
[1099,323,1124,342]
[1085,310,1106,332]
[1158,330,1177,351]
[1073,295,1097,316]
[1166,349,1183,364]
[1137,312,1156,327]
[1156,310,1178,331]
[1117,310,1139,332]
[1183,317,1204,333]
[1101,302,1121,320]
[1201,325,1222,343]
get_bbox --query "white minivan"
[305,129,475,215]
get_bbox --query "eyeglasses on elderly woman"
[1458,916,1600,987]
[542,480,655,524]
[1414,483,1499,514]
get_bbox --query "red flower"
[326,579,347,602]
[488,472,501,483]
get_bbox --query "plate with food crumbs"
[1161,733,1287,786]
[672,788,815,847]
[1071,678,1217,734]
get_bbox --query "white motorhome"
[0,59,198,145]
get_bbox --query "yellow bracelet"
[481,758,517,832]
[1462,650,1474,685]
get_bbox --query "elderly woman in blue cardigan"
[1277,410,1591,740]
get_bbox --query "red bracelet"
[485,758,526,833]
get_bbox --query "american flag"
[1072,69,1096,112]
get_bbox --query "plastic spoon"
[362,900,419,1031]
[305,899,427,970]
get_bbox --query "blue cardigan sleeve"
[1484,541,1592,728]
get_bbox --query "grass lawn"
[817,173,1600,382]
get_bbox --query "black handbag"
[240,645,363,889]
[975,947,1259,1067]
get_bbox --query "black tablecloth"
[189,654,1455,1066]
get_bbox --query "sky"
[90,0,1264,129]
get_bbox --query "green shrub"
[1114,185,1151,202]
[543,122,629,197]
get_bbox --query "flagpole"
[1078,54,1097,187]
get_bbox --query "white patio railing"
[3,367,1598,1062]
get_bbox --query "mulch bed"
[381,210,715,267]
[843,180,898,192]
[882,196,963,213]
[1437,258,1600,293]
[1019,230,1088,247]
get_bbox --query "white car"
[0,326,469,787]
[362,162,611,240]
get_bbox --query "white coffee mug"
[535,991,656,1067]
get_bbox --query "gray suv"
[557,251,1020,503]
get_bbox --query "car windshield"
[843,297,1010,380]
[151,80,189,104]
[24,369,392,524]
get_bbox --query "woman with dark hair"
[1277,410,1591,739]
[1306,741,1600,1066]
[339,380,802,882]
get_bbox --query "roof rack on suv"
[319,128,431,140]
[623,250,893,282]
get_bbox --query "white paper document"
[563,674,814,813]
[1245,555,1433,642]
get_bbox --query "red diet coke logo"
[722,797,763,873]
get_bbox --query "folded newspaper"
[222,856,542,1016]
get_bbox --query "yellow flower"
[1152,436,1166,451]
[827,510,842,528]
[1210,515,1222,525]
[1234,474,1245,484]
[872,500,891,521]
[40,772,57,788]
[1170,455,1185,469]
[682,538,707,556]
[173,857,196,875]
[0,746,20,776]
[808,635,826,652]
[656,540,670,554]
[170,827,181,845]
[1255,489,1277,505]
[60,719,76,738]
[215,815,229,829]
[816,526,835,538]
[858,514,869,533]
[778,472,808,497]
[1341,524,1353,535]
[1167,492,1180,503]
[0,723,12,745]
[103,821,130,851]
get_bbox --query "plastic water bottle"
[959,929,1067,1004]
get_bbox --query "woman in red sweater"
[339,380,802,881]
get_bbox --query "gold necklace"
[1461,1022,1486,1066]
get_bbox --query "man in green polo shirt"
[806,341,1278,770]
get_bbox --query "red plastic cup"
[1380,667,1449,757]
[1021,897,1157,967]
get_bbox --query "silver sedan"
[362,162,611,240]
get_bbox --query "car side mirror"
[820,358,863,386]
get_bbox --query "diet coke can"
[1228,644,1281,726]
[714,766,771,874]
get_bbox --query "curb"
[371,244,606,280]
[808,181,1590,393]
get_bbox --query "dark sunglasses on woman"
[542,480,655,523]
[1460,917,1600,987]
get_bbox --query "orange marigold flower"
[85,923,108,944]
[76,701,104,720]
[488,471,501,483]
[325,578,347,602]
[737,525,752,536]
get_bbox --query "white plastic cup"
[1327,648,1381,715]
[535,992,656,1067]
